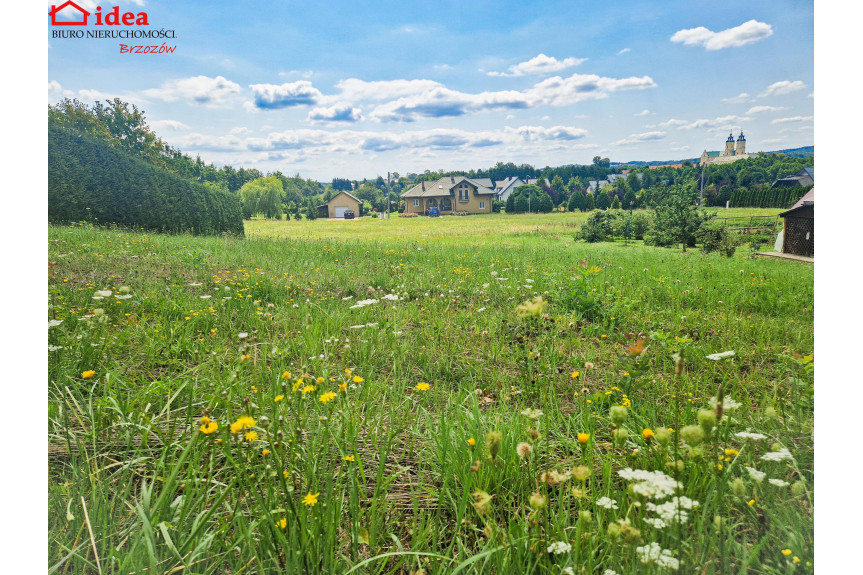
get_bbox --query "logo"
[49,2,150,26]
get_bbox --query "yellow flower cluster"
[230,415,256,434]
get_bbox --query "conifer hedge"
[49,124,244,236]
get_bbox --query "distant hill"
[615,145,813,168]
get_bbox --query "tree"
[611,195,621,210]
[585,191,595,211]
[595,188,611,210]
[623,188,638,209]
[513,195,529,213]
[644,184,713,251]
[239,177,285,219]
[568,190,585,212]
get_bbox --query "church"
[700,132,750,166]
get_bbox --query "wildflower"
[274,395,284,402]
[338,382,348,392]
[735,431,768,441]
[579,510,592,523]
[793,556,801,564]
[571,371,580,378]
[352,375,364,383]
[415,382,430,391]
[343,455,355,462]
[244,430,259,442]
[577,432,590,445]
[316,377,324,383]
[791,481,806,497]
[706,350,735,361]
[200,420,218,434]
[547,541,572,555]
[48,319,63,328]
[302,492,320,507]
[584,362,594,369]
[515,296,547,317]
[238,332,249,339]
[516,442,533,458]
[642,428,655,440]
[745,466,766,483]
[764,406,779,419]
[529,492,548,510]
[319,392,336,404]
[596,496,618,510]
[230,416,256,434]
[781,549,792,557]
[724,448,739,457]
[472,490,493,515]
[345,368,352,374]
[769,478,789,487]
[698,410,717,433]
[645,496,699,527]
[680,425,705,446]
[301,385,316,394]
[618,468,682,500]
[612,428,628,443]
[277,518,287,529]
[283,470,289,479]
[760,448,793,462]
[710,396,742,410]
[81,370,95,379]
[654,427,672,446]
[485,431,502,459]
[609,405,627,424]
[468,437,476,446]
[746,499,756,506]
[200,416,211,424]
[521,407,544,419]
[261,449,270,456]
[281,371,291,379]
[636,542,679,571]
[572,465,592,482]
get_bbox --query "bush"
[697,223,739,257]
[631,212,652,240]
[578,210,619,242]
[48,123,244,236]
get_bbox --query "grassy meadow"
[48,210,813,574]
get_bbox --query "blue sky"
[47,0,814,180]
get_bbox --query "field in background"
[48,213,812,574]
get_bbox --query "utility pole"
[699,159,705,207]
[387,171,391,218]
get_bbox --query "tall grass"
[49,216,812,573]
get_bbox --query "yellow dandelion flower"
[230,416,256,434]
[577,432,590,444]
[343,455,355,462]
[319,392,336,404]
[274,395,284,402]
[724,448,739,456]
[301,385,316,394]
[747,499,756,506]
[793,557,800,564]
[345,368,352,375]
[317,376,324,383]
[468,437,476,446]
[338,382,348,392]
[415,382,430,391]
[781,549,792,557]
[302,492,320,507]
[241,354,251,362]
[277,518,287,529]
[352,375,364,383]
[81,370,96,379]
[199,416,211,424]
[601,334,607,339]
[642,428,655,440]
[200,421,218,434]
[281,371,291,379]
[283,470,289,479]
[244,430,259,442]
[571,371,580,379]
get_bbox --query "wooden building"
[779,188,814,257]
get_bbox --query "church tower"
[723,132,735,156]
[735,131,746,156]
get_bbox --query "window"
[427,198,437,207]
[479,201,486,210]
[413,199,419,207]
[458,184,470,202]
[440,198,452,211]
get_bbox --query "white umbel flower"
[745,466,766,483]
[760,448,793,462]
[734,431,767,441]
[547,541,572,555]
[769,478,789,487]
[706,350,735,360]
[595,497,619,510]
[645,496,699,527]
[709,396,741,410]
[636,542,680,570]
[618,468,682,500]
[48,319,63,328]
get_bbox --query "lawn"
[48,211,812,574]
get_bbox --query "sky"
[46,0,814,181]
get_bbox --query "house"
[771,167,814,189]
[322,191,362,219]
[495,177,527,201]
[402,175,496,215]
[700,132,751,166]
[49,1,90,25]
[778,187,814,257]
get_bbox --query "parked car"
[426,206,440,217]
[343,209,355,220]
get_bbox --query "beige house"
[401,175,496,215]
[324,191,362,218]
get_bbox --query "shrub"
[577,210,621,242]
[48,123,244,236]
[631,212,652,240]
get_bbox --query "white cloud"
[618,48,631,55]
[746,105,785,114]
[335,78,442,101]
[612,131,666,145]
[228,126,251,135]
[635,109,651,116]
[771,116,813,124]
[487,54,587,77]
[307,103,364,124]
[248,81,321,109]
[507,125,589,142]
[658,118,689,127]
[174,132,247,152]
[722,93,753,104]
[150,120,190,132]
[668,115,751,130]
[144,76,241,107]
[671,19,773,50]
[759,80,807,97]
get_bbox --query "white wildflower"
[381,293,399,301]
[709,396,741,410]
[769,478,789,487]
[349,324,366,329]
[48,345,64,352]
[644,517,666,529]
[188,282,202,287]
[547,541,571,555]
[341,296,353,300]
[734,431,767,441]
[636,542,679,570]
[526,279,534,283]
[199,295,211,299]
[477,308,486,312]
[482,283,490,289]
[48,319,63,328]
[115,294,133,300]
[645,496,699,526]
[491,271,498,276]
[393,331,403,336]
[595,497,618,510]
[238,332,249,339]
[564,568,576,575]
[760,448,793,463]
[520,408,544,419]
[603,571,618,575]
[745,466,766,483]
[706,350,735,361]
[618,469,682,500]
[349,298,379,309]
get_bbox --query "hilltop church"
[700,132,751,166]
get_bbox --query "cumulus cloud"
[150,120,190,132]
[618,48,631,55]
[746,105,785,114]
[335,78,442,101]
[722,93,753,104]
[506,125,589,142]
[144,76,240,106]
[671,19,772,50]
[759,80,807,97]
[248,81,322,109]
[665,115,751,130]
[487,54,587,77]
[658,118,689,127]
[368,86,528,122]
[612,131,666,145]
[771,116,813,124]
[307,103,364,124]
[174,132,247,152]
[635,109,651,116]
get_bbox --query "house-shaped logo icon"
[49,1,91,26]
